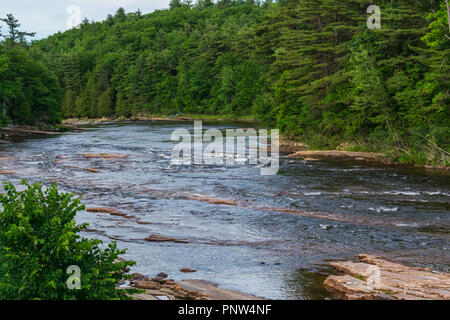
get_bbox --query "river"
[0,121,449,299]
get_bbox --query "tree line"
[1,0,449,165]
[0,15,61,125]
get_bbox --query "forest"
[0,0,449,166]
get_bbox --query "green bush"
[0,180,135,300]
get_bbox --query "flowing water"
[0,121,449,299]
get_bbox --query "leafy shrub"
[0,180,135,300]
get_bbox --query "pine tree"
[0,14,35,45]
[259,0,366,136]
[114,8,127,23]
[97,87,114,118]
[170,0,183,10]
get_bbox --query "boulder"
[134,280,162,290]
[131,273,150,282]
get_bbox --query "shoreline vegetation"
[0,182,136,300]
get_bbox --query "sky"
[0,0,172,39]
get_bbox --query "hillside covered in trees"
[1,0,449,166]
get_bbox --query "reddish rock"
[144,235,190,244]
[86,207,130,218]
[0,170,15,175]
[324,254,450,300]
[186,196,237,206]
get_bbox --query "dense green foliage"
[254,0,449,164]
[2,1,449,165]
[0,181,135,300]
[0,15,61,125]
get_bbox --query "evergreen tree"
[114,8,127,23]
[170,0,183,9]
[97,87,114,117]
[0,14,35,46]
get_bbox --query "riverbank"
[0,124,82,139]
[124,253,450,300]
[125,272,261,300]
[286,148,449,171]
[280,138,449,171]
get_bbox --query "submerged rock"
[186,195,237,206]
[86,207,130,218]
[80,153,128,159]
[0,170,15,175]
[63,165,80,169]
[144,235,190,244]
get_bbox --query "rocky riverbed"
[1,121,448,299]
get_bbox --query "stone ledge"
[324,254,450,300]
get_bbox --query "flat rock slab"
[179,280,260,300]
[324,254,450,300]
[80,153,128,159]
[289,150,385,161]
[180,267,197,273]
[86,207,131,218]
[144,235,190,244]
[187,195,237,206]
[129,292,160,300]
[0,170,15,175]
[129,274,261,300]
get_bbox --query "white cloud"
[0,0,171,39]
